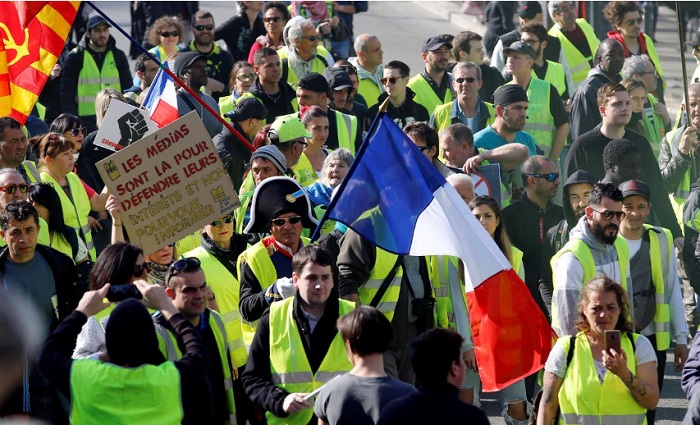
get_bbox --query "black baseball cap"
[619,180,651,201]
[174,52,206,78]
[503,41,536,60]
[323,67,353,92]
[422,35,453,53]
[518,1,543,20]
[224,97,267,122]
[297,72,329,94]
[87,15,110,30]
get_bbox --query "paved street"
[89,2,691,423]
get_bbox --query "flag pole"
[86,2,256,153]
[309,97,391,242]
[677,1,690,114]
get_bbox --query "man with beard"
[450,31,504,103]
[539,170,597,315]
[601,138,642,186]
[569,38,626,140]
[407,35,453,116]
[551,183,630,337]
[566,83,683,244]
[617,179,688,424]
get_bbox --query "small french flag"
[142,66,179,128]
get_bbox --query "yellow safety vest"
[407,73,453,116]
[267,297,353,425]
[235,173,256,234]
[334,109,358,154]
[640,224,672,350]
[22,161,40,183]
[509,78,556,156]
[74,49,122,116]
[558,332,647,425]
[219,95,235,118]
[50,230,76,261]
[664,126,693,224]
[276,49,328,88]
[358,77,382,108]
[40,171,96,260]
[291,152,318,187]
[186,246,248,368]
[550,237,629,336]
[359,247,403,322]
[642,93,666,157]
[644,34,665,91]
[155,310,237,425]
[236,237,310,348]
[548,19,600,89]
[532,60,567,97]
[431,100,495,133]
[70,359,182,425]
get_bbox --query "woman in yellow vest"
[219,61,256,117]
[292,106,329,187]
[132,15,183,89]
[39,281,208,425]
[38,134,108,260]
[465,195,528,422]
[537,277,659,425]
[49,113,86,164]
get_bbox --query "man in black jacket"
[246,48,297,124]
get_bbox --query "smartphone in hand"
[106,284,143,302]
[604,330,621,355]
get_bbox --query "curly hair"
[575,276,634,333]
[148,16,184,46]
[602,138,640,171]
[603,1,642,29]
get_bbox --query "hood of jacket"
[562,170,598,227]
[569,214,619,268]
[586,65,616,84]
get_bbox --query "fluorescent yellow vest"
[186,246,248,367]
[291,152,318,187]
[334,109,358,154]
[550,237,629,336]
[360,247,403,322]
[641,93,666,158]
[70,359,182,425]
[276,49,328,88]
[75,50,121,116]
[407,73,453,116]
[531,60,567,97]
[219,95,235,118]
[22,161,41,183]
[664,126,692,224]
[40,171,96,261]
[558,332,647,425]
[431,100,496,133]
[641,224,672,350]
[267,297,353,425]
[509,78,555,156]
[548,19,600,88]
[644,34,665,91]
[155,310,237,425]
[235,173,256,234]
[358,78,382,108]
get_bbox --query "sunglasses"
[211,214,234,227]
[0,184,29,194]
[625,17,643,26]
[455,77,477,84]
[590,207,626,221]
[263,16,282,23]
[300,35,319,42]
[165,257,202,284]
[417,146,433,152]
[237,73,256,82]
[160,31,180,38]
[271,215,302,227]
[292,139,308,147]
[526,173,559,182]
[380,76,405,85]
[337,65,357,75]
[167,242,176,248]
[68,127,87,137]
[194,24,214,31]
[133,262,151,277]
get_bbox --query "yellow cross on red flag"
[0,1,79,124]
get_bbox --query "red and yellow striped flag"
[0,1,79,124]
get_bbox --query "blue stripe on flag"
[142,65,170,112]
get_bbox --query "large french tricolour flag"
[142,66,179,128]
[321,113,555,391]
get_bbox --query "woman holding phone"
[537,277,659,424]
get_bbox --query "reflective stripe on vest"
[74,49,122,116]
[510,78,555,155]
[548,19,600,88]
[558,332,646,425]
[267,298,353,425]
[550,237,629,336]
[186,246,247,368]
[22,161,40,183]
[334,109,357,154]
[407,73,452,116]
[40,171,96,260]
[70,359,183,425]
[154,311,237,424]
[359,247,403,322]
[644,224,672,350]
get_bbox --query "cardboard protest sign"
[471,163,503,206]
[93,100,159,152]
[97,112,239,254]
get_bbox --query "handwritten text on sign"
[97,112,239,254]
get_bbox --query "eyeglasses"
[293,139,308,147]
[237,73,256,82]
[160,31,180,38]
[525,173,559,182]
[133,262,151,277]
[68,127,87,137]
[417,145,433,152]
[520,39,540,46]
[194,24,214,31]
[0,184,29,194]
[625,17,643,26]
[300,35,319,42]
[211,214,234,227]
[165,257,202,284]
[337,65,357,75]
[263,16,282,23]
[380,76,405,85]
[455,77,477,84]
[271,215,302,227]
[167,242,176,248]
[591,207,626,221]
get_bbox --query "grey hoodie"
[551,215,630,336]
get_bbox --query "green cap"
[269,115,311,143]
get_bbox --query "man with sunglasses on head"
[363,61,429,134]
[0,117,41,184]
[152,257,239,425]
[181,10,234,102]
[551,183,630,337]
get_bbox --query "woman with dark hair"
[248,1,291,63]
[219,60,256,116]
[27,183,88,264]
[49,113,85,161]
[538,277,659,424]
[73,242,149,359]
[469,195,523,277]
[216,1,266,62]
[297,106,330,179]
